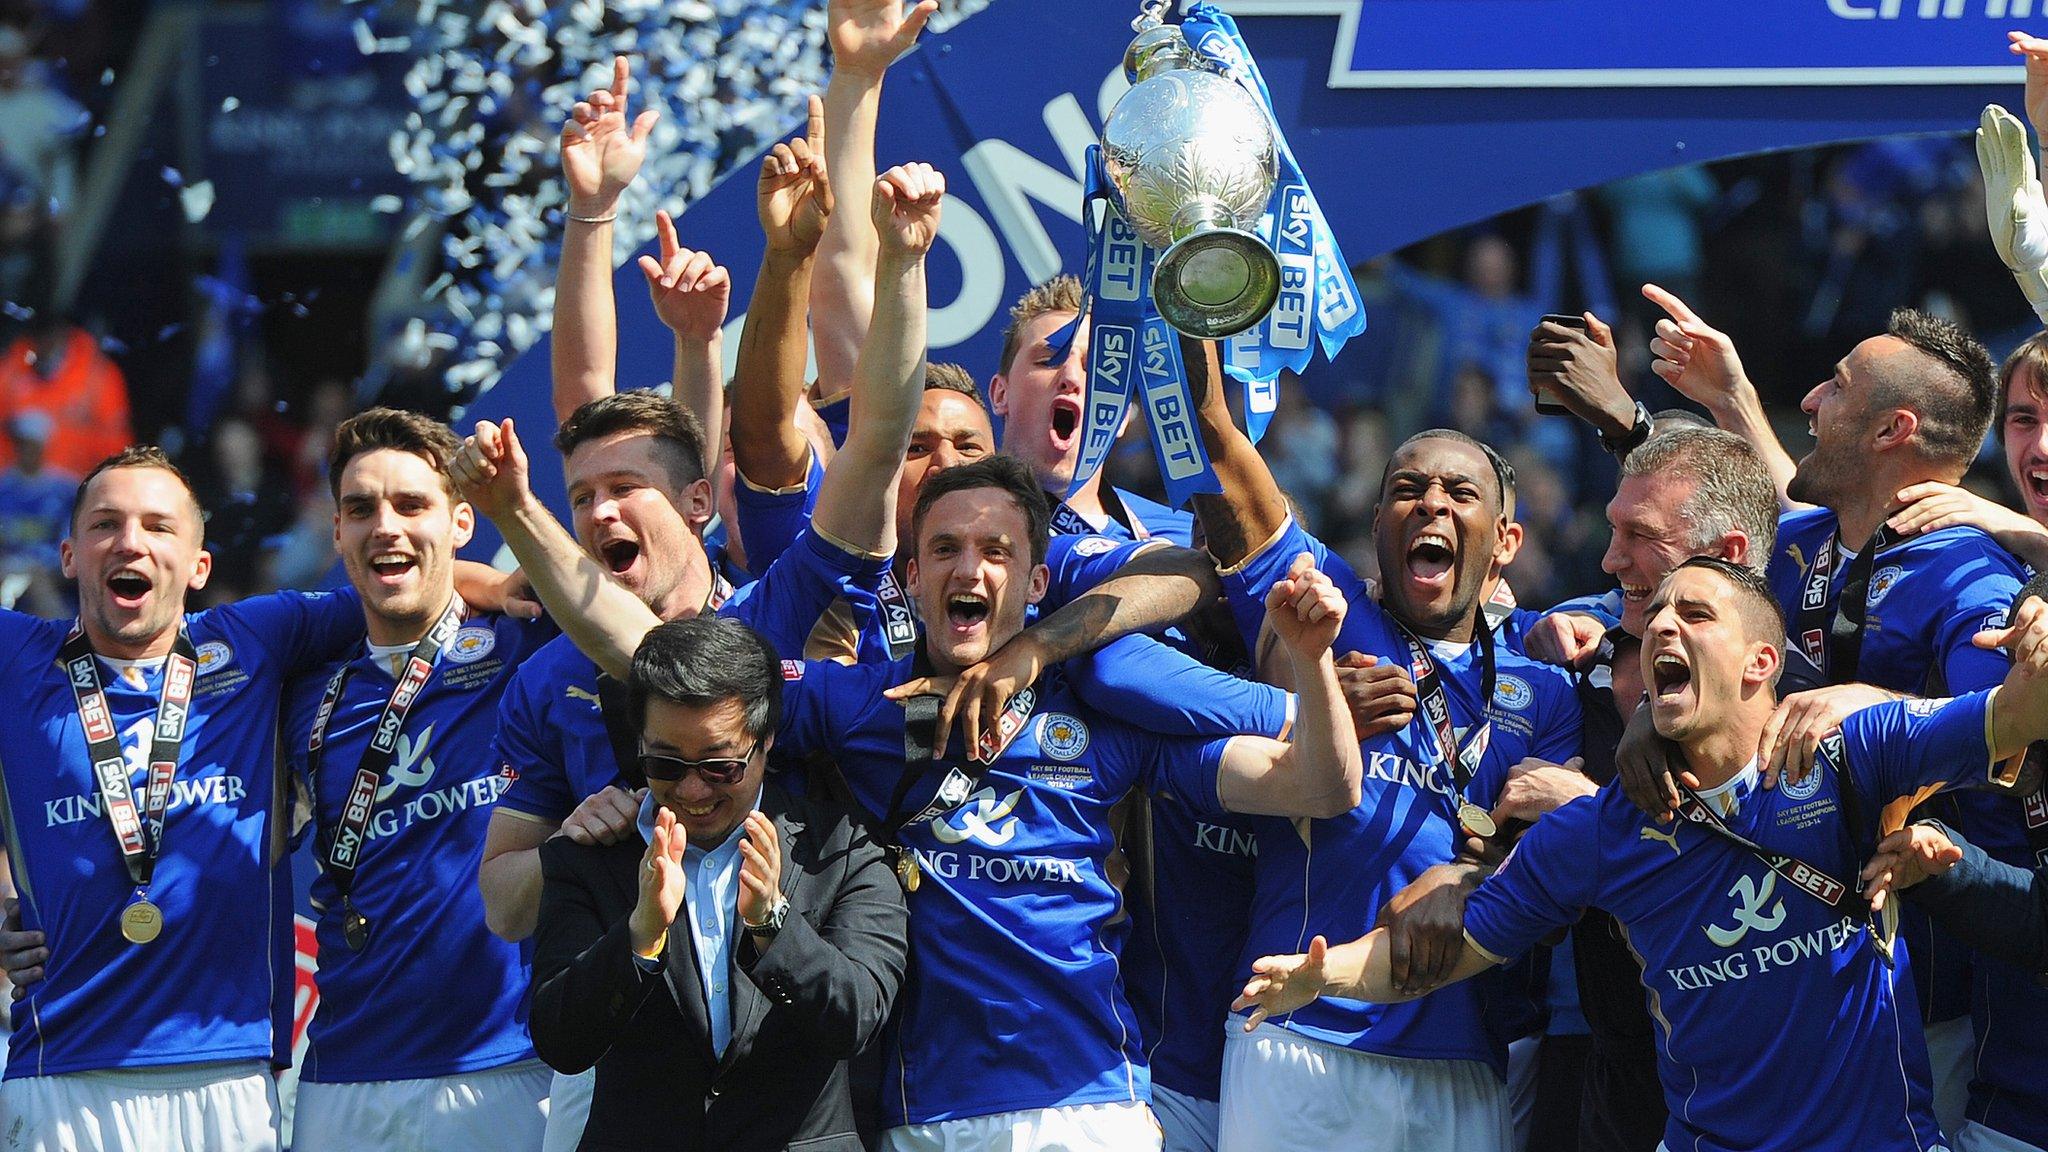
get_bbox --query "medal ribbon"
[1794,526,1899,683]
[1179,2,1367,436]
[1670,738,1894,966]
[307,599,464,910]
[62,626,198,895]
[1394,610,1495,820]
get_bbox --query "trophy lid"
[1123,23,1197,83]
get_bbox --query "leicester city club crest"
[1039,714,1091,761]
[446,626,498,664]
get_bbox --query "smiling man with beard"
[1173,338,1580,1152]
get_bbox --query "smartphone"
[1532,313,1587,415]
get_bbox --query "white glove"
[1978,103,2048,325]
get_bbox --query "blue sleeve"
[221,588,364,675]
[722,526,890,659]
[1929,545,2024,694]
[732,451,824,578]
[1039,534,1159,616]
[1839,691,1995,809]
[1067,634,1292,739]
[1464,796,1604,963]
[812,393,850,450]
[1544,592,1621,630]
[492,667,574,823]
[1137,728,1235,819]
[1909,824,2048,973]
[774,659,850,759]
[1216,517,1360,658]
[1527,671,1583,766]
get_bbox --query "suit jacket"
[530,781,907,1152]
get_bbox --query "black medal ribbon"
[62,625,198,943]
[307,600,464,953]
[879,648,1038,891]
[1795,526,1899,684]
[1394,608,1496,837]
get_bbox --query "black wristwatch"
[1600,401,1654,459]
[744,897,789,938]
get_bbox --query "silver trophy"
[1100,4,1280,339]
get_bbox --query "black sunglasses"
[640,742,758,786]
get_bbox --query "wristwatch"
[743,897,790,937]
[1600,401,1655,459]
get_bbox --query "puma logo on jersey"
[1639,825,1682,856]
[1704,872,1787,948]
[375,724,437,803]
[565,686,601,709]
[930,787,1023,848]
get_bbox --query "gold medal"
[895,848,921,893]
[120,899,163,945]
[1457,802,1497,840]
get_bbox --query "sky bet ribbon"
[1066,145,1223,508]
[1180,3,1367,444]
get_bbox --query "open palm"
[561,56,658,212]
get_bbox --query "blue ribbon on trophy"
[1065,140,1221,509]
[1176,2,1368,443]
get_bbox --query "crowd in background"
[0,2,2024,617]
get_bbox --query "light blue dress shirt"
[637,790,763,1057]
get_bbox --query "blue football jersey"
[1768,508,2025,1060]
[0,592,363,1077]
[731,451,824,578]
[1466,692,1996,1152]
[778,658,1231,1126]
[1218,518,1581,1072]
[1067,636,1286,1103]
[284,612,555,1083]
[1054,487,1195,548]
[493,526,887,823]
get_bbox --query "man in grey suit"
[529,615,907,1152]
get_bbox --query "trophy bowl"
[1100,24,1280,339]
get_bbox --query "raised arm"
[1213,555,1362,819]
[1183,335,1295,567]
[808,164,942,557]
[811,0,938,404]
[453,419,658,680]
[552,57,659,425]
[732,97,833,491]
[638,210,731,471]
[1642,283,1800,505]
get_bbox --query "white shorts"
[539,1067,592,1152]
[291,1059,550,1152]
[1926,1015,1974,1142]
[1955,1120,2040,1152]
[1505,1034,1539,1152]
[1152,1085,1218,1152]
[0,1059,278,1152]
[880,1100,1161,1152]
[1218,1023,1510,1152]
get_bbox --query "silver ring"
[647,859,660,873]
